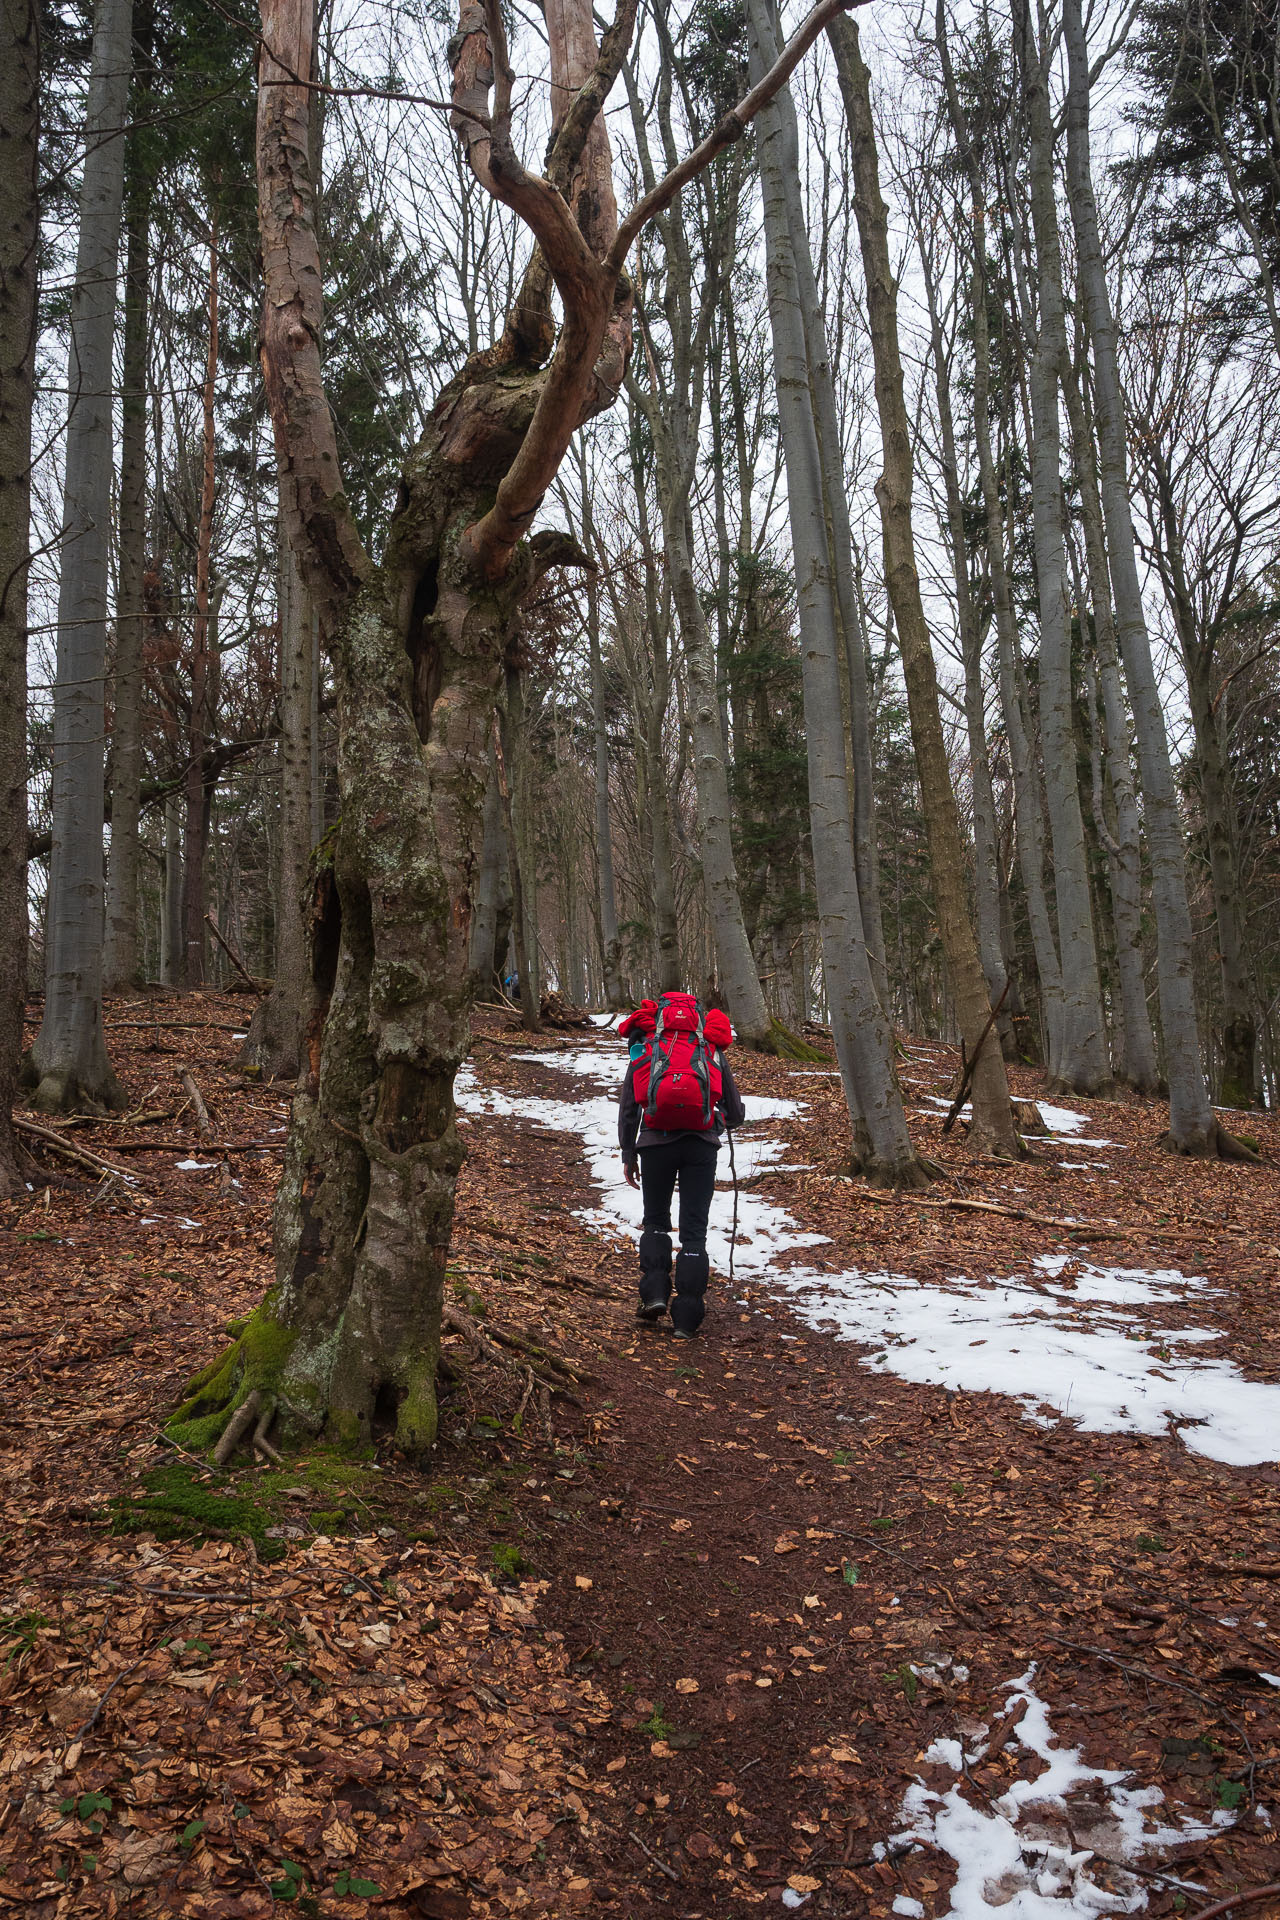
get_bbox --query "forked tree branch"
[607,0,869,276]
[459,0,862,582]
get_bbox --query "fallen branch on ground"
[12,1116,133,1180]
[178,1067,215,1140]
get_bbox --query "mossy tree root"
[167,1297,305,1460]
[744,1016,829,1063]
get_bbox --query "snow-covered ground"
[884,1666,1233,1916]
[456,1042,1280,1467]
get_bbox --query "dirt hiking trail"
[2,997,1279,1918]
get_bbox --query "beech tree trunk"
[828,12,1019,1159]
[1061,0,1219,1150]
[579,470,623,1006]
[0,0,39,1191]
[239,532,314,1077]
[30,0,132,1111]
[1015,0,1112,1095]
[1060,354,1162,1094]
[468,748,507,993]
[181,220,219,988]
[104,32,153,993]
[748,0,928,1185]
[935,3,1065,1069]
[171,0,854,1458]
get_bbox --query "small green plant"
[637,1702,675,1741]
[886,1663,918,1704]
[58,1791,113,1836]
[833,1450,854,1466]
[871,1515,894,1532]
[332,1871,382,1898]
[179,1819,206,1850]
[490,1543,526,1581]
[950,1481,964,1497]
[1136,1532,1168,1554]
[842,1561,859,1586]
[2,1610,48,1667]
[1212,1776,1245,1811]
[269,1858,308,1901]
[674,1365,700,1381]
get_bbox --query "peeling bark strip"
[174,0,863,1459]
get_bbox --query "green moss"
[169,1295,299,1447]
[490,1543,525,1582]
[395,1358,438,1457]
[112,1449,384,1561]
[110,1465,288,1563]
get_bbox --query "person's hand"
[623,1159,639,1189]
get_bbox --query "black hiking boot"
[670,1249,709,1337]
[637,1228,673,1325]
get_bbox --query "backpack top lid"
[620,994,733,1051]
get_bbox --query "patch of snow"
[781,1893,811,1911]
[456,1039,1280,1466]
[925,1738,964,1769]
[890,1668,1225,1915]
[174,1158,216,1171]
[1036,1102,1089,1133]
[176,1217,202,1231]
[892,1901,924,1918]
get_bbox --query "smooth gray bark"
[1015,0,1111,1094]
[31,0,132,1110]
[1061,0,1217,1148]
[0,0,39,1188]
[935,1,1065,1070]
[240,531,313,1077]
[585,555,623,1007]
[916,222,1014,1053]
[748,0,926,1183]
[104,99,151,991]
[1060,355,1162,1093]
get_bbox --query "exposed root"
[214,1391,263,1467]
[863,1152,941,1189]
[441,1303,583,1403]
[1159,1120,1263,1162]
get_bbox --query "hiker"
[616,993,745,1338]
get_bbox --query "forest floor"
[2,994,1280,1920]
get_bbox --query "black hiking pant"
[638,1134,719,1253]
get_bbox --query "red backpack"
[629,993,732,1132]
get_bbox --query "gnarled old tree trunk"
[172,0,857,1460]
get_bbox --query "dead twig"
[1185,1887,1280,1920]
[628,1830,681,1884]
[1202,1562,1280,1580]
[942,980,1011,1133]
[66,1652,149,1744]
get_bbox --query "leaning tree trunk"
[748,0,929,1185]
[1015,0,1112,1096]
[1061,0,1224,1152]
[828,11,1020,1159]
[171,0,856,1458]
[29,0,132,1111]
[0,0,39,1191]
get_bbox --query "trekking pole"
[727,1128,739,1289]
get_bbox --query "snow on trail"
[883,1667,1232,1916]
[457,1040,1280,1467]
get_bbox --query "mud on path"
[1,997,1278,1918]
